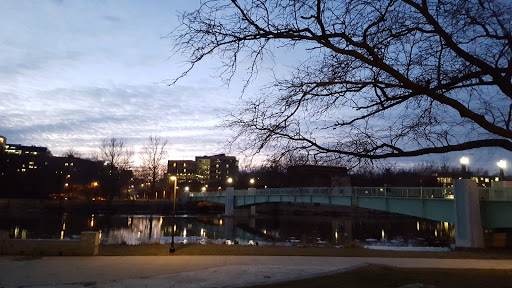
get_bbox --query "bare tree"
[171,0,512,165]
[99,138,134,199]
[141,136,169,198]
[62,149,82,158]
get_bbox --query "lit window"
[184,169,186,173]
[226,164,229,168]
[173,163,176,167]
[184,163,187,167]
[65,163,68,166]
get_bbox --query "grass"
[243,265,512,288]
[99,243,512,259]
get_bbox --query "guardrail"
[189,186,512,201]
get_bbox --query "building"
[287,165,351,187]
[167,160,197,183]
[167,154,239,191]
[0,136,103,199]
[200,154,239,185]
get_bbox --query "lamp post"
[249,178,255,186]
[460,156,469,179]
[497,160,507,180]
[169,175,177,253]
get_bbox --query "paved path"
[1,256,512,288]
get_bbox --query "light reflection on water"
[1,212,455,248]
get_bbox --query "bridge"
[187,180,512,248]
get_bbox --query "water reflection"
[1,211,456,248]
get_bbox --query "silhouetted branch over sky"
[171,0,512,167]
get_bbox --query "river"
[0,209,454,249]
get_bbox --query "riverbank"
[1,255,512,288]
[99,243,512,259]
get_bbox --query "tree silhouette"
[171,0,512,165]
[99,138,133,199]
[141,136,169,198]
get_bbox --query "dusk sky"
[0,0,510,173]
[0,0,251,165]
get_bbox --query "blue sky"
[0,0,510,173]
[0,0,246,165]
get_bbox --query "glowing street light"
[460,156,469,178]
[169,175,177,253]
[497,160,507,180]
[227,177,233,186]
[249,178,255,185]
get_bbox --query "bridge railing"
[478,187,512,201]
[189,187,454,199]
[351,187,453,198]
[189,191,226,197]
[188,186,512,200]
[233,187,352,196]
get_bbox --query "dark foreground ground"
[98,244,512,288]
[244,264,512,288]
[99,243,512,259]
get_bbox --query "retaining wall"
[0,231,99,256]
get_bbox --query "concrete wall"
[0,231,99,256]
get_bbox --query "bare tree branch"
[170,0,512,163]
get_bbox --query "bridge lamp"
[201,186,206,192]
[497,160,507,180]
[227,177,233,186]
[249,178,255,185]
[169,175,177,254]
[460,157,469,178]
[184,186,190,192]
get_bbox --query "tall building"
[167,154,239,191]
[0,136,102,199]
[0,136,54,198]
[202,154,238,184]
[167,160,197,184]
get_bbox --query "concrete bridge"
[187,180,512,248]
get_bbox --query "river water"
[1,210,454,249]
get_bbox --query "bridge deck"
[188,187,512,228]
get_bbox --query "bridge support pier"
[454,179,484,248]
[225,187,234,216]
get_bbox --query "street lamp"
[249,178,255,185]
[169,175,177,253]
[227,177,233,186]
[460,156,469,178]
[497,160,507,180]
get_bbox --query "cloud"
[0,82,236,161]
